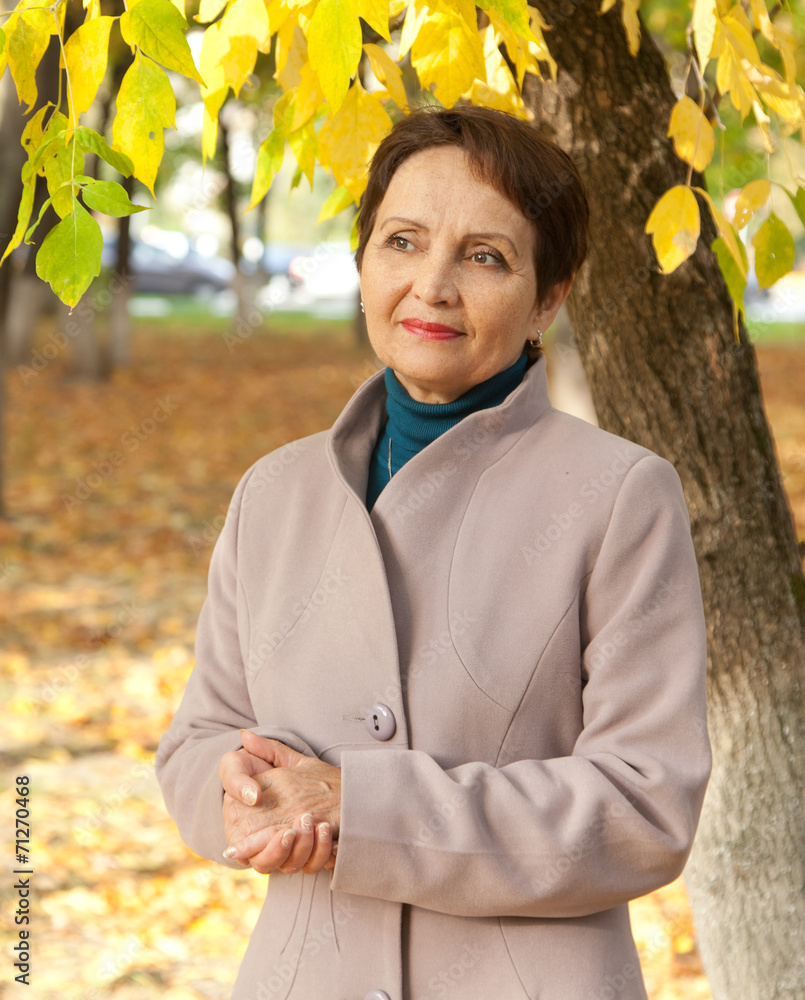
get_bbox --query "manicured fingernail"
[281,829,296,848]
[241,784,257,805]
[317,822,331,840]
[301,813,313,832]
[223,846,238,859]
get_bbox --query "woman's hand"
[219,731,341,875]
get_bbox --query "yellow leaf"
[275,19,306,91]
[196,0,229,23]
[364,43,408,110]
[318,80,392,200]
[527,8,556,80]
[645,185,701,274]
[667,95,715,172]
[358,0,391,42]
[716,45,755,119]
[399,0,429,60]
[7,7,52,111]
[411,4,486,108]
[600,0,616,11]
[112,51,176,194]
[120,0,205,85]
[202,86,228,159]
[749,69,805,127]
[464,78,526,117]
[63,16,114,128]
[291,63,325,129]
[307,0,362,113]
[266,0,291,34]
[721,6,762,69]
[199,20,225,88]
[732,178,770,229]
[621,0,641,56]
[317,183,355,223]
[221,0,270,52]
[692,0,717,68]
[288,119,317,188]
[217,0,271,98]
[694,186,746,278]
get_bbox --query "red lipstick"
[401,318,464,341]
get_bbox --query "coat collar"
[326,356,552,506]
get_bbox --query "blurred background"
[1,3,804,999]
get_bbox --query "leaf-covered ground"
[1,322,803,1000]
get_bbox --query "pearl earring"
[527,329,543,349]
[360,300,365,314]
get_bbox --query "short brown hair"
[355,105,588,309]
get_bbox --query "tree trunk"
[525,3,805,998]
[109,177,133,370]
[220,112,250,330]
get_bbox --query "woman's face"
[359,145,569,403]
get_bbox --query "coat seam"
[446,409,555,714]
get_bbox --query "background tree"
[0,0,804,995]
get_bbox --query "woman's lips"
[401,319,464,341]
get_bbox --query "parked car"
[256,244,360,316]
[102,237,235,295]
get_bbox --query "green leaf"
[24,196,53,244]
[43,134,76,218]
[0,179,35,265]
[247,126,286,210]
[120,0,205,85]
[317,184,355,223]
[81,178,149,217]
[74,127,134,177]
[712,235,746,311]
[23,111,70,183]
[787,186,805,231]
[752,212,795,288]
[35,200,103,308]
[475,0,532,38]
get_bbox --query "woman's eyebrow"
[380,218,519,255]
[464,232,519,256]
[380,216,426,229]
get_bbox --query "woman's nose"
[411,254,460,307]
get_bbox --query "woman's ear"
[536,278,574,333]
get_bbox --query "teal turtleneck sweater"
[366,352,529,511]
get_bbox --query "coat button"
[365,704,396,741]
[364,992,392,1000]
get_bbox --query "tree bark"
[109,176,133,370]
[525,3,805,997]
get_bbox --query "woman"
[157,106,710,1000]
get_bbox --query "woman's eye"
[471,250,503,265]
[386,235,413,251]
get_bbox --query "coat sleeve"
[331,455,712,918]
[155,465,316,867]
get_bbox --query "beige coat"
[156,357,711,1000]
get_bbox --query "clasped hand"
[219,730,341,875]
